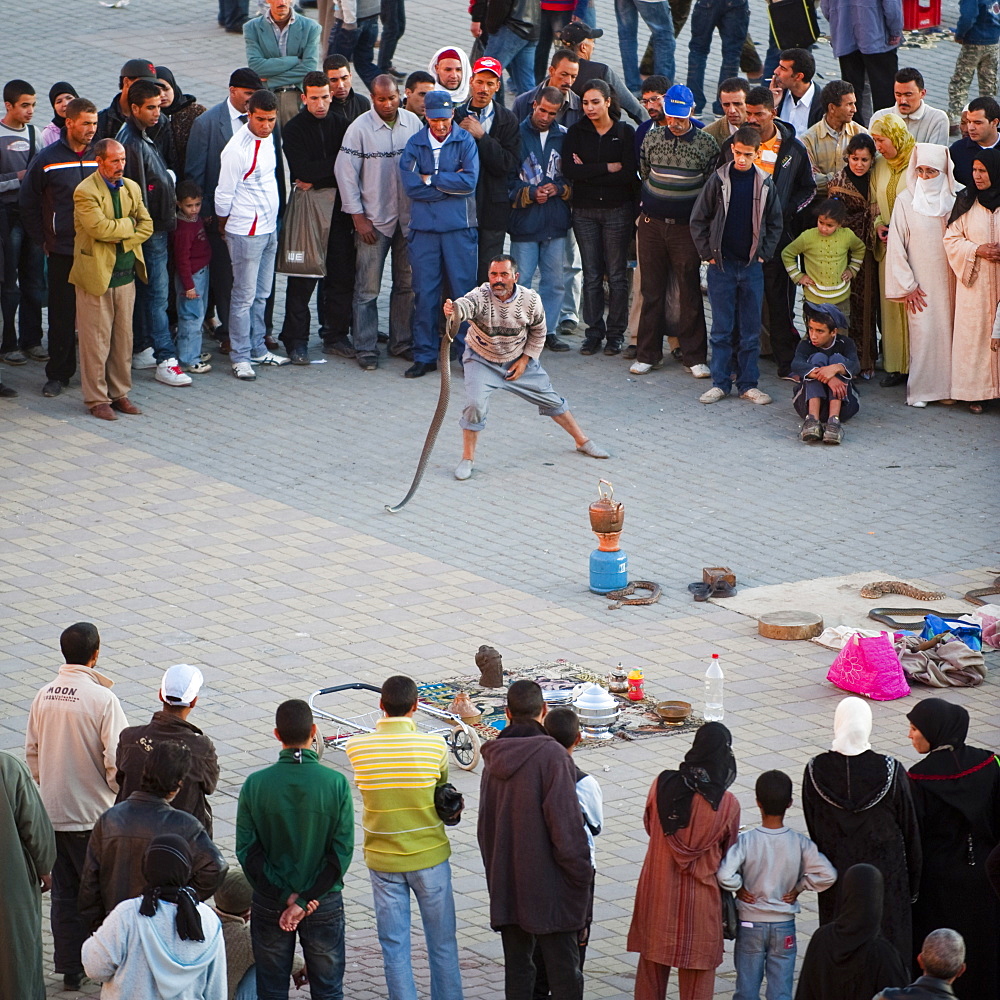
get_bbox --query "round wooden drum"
[758,610,824,640]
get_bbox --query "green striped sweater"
[344,717,451,872]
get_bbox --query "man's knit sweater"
[453,284,547,362]
[638,124,719,222]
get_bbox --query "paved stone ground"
[2,0,999,998]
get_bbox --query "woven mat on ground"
[708,572,970,634]
[418,659,704,749]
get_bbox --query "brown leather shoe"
[111,397,142,415]
[90,403,118,420]
[265,336,281,351]
[218,337,231,355]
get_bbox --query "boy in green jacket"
[236,699,353,999]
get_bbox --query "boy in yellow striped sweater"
[344,676,464,1000]
[781,198,866,323]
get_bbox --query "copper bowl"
[655,700,692,725]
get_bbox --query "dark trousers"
[218,0,248,28]
[572,204,633,347]
[1,206,44,352]
[763,234,799,374]
[501,925,583,1000]
[636,215,707,366]
[793,353,860,420]
[378,0,406,70]
[477,228,507,285]
[839,48,898,125]
[332,15,379,89]
[52,830,91,975]
[534,9,571,83]
[45,253,77,384]
[206,226,233,334]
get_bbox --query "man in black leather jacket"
[78,739,226,931]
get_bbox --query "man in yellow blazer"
[70,138,153,420]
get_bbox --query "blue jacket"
[243,14,321,90]
[508,118,571,242]
[956,0,1000,44]
[399,124,479,233]
[820,0,903,56]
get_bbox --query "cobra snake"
[385,313,458,514]
[606,581,662,610]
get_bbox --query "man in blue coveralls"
[399,90,479,378]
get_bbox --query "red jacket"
[171,213,212,290]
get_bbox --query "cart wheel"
[311,720,324,761]
[450,722,481,771]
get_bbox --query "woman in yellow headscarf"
[869,113,916,386]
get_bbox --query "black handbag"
[434,783,464,826]
[722,889,739,941]
[767,0,820,50]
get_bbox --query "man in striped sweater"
[444,254,609,481]
[343,675,464,1000]
[632,84,719,379]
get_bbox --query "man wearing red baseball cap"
[455,57,521,284]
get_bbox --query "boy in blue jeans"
[171,180,212,374]
[717,770,836,1000]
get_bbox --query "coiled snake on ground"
[385,314,458,514]
[860,581,946,600]
[606,582,662,610]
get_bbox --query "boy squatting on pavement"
[443,254,609,481]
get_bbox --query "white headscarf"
[428,45,472,105]
[831,696,873,756]
[907,142,959,218]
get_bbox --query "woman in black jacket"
[562,79,637,356]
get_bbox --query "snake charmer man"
[443,253,610,481]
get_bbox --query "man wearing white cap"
[114,663,219,835]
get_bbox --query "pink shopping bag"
[826,632,910,700]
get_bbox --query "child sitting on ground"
[171,179,213,375]
[534,707,602,991]
[717,770,836,1000]
[781,197,866,323]
[790,303,861,445]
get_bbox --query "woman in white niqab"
[884,143,959,406]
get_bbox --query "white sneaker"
[740,387,772,405]
[131,347,156,370]
[908,400,928,408]
[686,363,711,378]
[155,358,193,386]
[699,386,727,404]
[250,351,291,366]
[185,361,212,374]
[629,360,662,375]
[232,361,256,380]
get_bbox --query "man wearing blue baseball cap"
[632,84,719,380]
[399,90,480,378]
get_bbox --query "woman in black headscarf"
[627,723,741,1000]
[906,698,1000,999]
[944,149,1000,412]
[41,82,78,147]
[82,833,226,999]
[795,864,908,1000]
[155,66,206,175]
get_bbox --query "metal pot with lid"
[588,479,624,535]
[573,682,620,739]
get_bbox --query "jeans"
[251,892,345,1000]
[234,967,257,1000]
[174,266,209,367]
[332,15,379,89]
[511,237,567,336]
[572,204,633,346]
[45,252,78,384]
[227,230,278,364]
[500,925,583,1000]
[733,919,796,1000]
[408,227,477,363]
[534,10,571,84]
[486,26,538,97]
[686,0,751,114]
[218,0,248,27]
[616,0,676,94]
[52,831,91,975]
[370,860,464,1000]
[1,205,44,352]
[378,0,406,70]
[636,215,707,366]
[352,223,413,357]
[133,230,176,362]
[707,258,764,393]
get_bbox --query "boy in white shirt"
[717,770,836,1000]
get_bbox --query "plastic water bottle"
[704,654,725,722]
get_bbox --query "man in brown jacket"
[477,679,592,1000]
[70,137,152,420]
